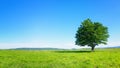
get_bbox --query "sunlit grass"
[0,48,120,68]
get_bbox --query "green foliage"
[75,19,109,51]
[0,49,120,68]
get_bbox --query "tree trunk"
[91,45,95,52]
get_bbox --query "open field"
[0,48,120,68]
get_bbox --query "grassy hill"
[0,48,120,68]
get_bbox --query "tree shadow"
[54,50,91,53]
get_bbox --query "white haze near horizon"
[0,41,120,49]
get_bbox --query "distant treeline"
[11,48,67,50]
[10,46,120,50]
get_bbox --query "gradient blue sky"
[0,0,120,49]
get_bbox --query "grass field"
[0,48,120,68]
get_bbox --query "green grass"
[0,48,120,68]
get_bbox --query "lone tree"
[75,19,109,51]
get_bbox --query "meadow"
[0,48,120,68]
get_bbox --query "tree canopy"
[75,19,109,51]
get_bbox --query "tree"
[75,19,109,51]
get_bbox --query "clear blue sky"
[0,0,120,49]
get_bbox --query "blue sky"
[0,0,120,49]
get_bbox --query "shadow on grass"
[54,50,91,53]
